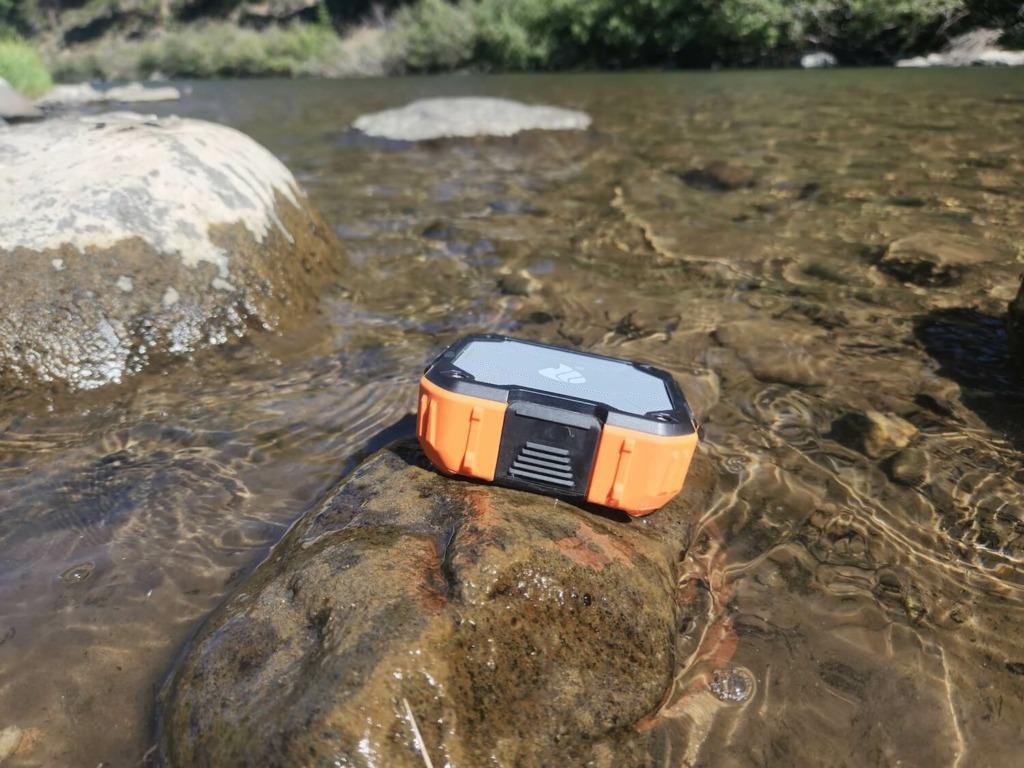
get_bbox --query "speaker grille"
[508,441,575,489]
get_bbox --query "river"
[2,68,1024,766]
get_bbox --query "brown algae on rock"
[160,439,715,767]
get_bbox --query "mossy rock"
[160,438,715,767]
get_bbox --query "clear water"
[2,69,1024,766]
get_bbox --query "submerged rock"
[679,161,755,192]
[0,112,344,390]
[0,725,23,762]
[161,439,715,767]
[353,97,592,141]
[828,410,918,459]
[876,233,999,287]
[0,76,42,121]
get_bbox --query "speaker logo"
[538,363,586,384]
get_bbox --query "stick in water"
[402,697,434,768]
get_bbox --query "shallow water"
[3,69,1024,766]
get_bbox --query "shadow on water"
[913,307,1024,450]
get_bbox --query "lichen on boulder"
[160,439,715,767]
[0,112,344,390]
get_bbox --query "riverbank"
[1,0,1023,86]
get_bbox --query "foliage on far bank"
[8,0,1024,83]
[386,0,1013,72]
[49,20,387,81]
[0,38,53,96]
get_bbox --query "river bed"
[2,69,1024,766]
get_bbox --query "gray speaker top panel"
[452,337,672,415]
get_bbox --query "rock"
[895,54,946,68]
[35,82,104,106]
[896,30,1024,68]
[713,319,831,387]
[160,439,716,767]
[36,82,181,107]
[877,233,1001,287]
[1008,277,1024,368]
[0,725,23,763]
[679,161,755,192]
[941,28,1003,65]
[828,410,918,459]
[801,51,837,68]
[353,97,592,141]
[496,269,541,296]
[103,83,182,103]
[0,112,344,390]
[974,49,1024,66]
[0,77,42,121]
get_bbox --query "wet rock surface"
[352,97,592,141]
[0,112,343,390]
[161,439,715,768]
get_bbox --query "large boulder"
[353,97,592,141]
[160,439,715,767]
[0,112,343,389]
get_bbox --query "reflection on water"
[3,69,1024,766]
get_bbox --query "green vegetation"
[3,0,1022,82]
[52,21,354,81]
[0,38,53,96]
[0,0,24,36]
[386,0,996,72]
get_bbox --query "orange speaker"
[417,334,699,516]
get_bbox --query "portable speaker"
[416,334,699,515]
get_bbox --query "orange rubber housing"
[417,375,698,516]
[417,377,507,481]
[585,425,698,515]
